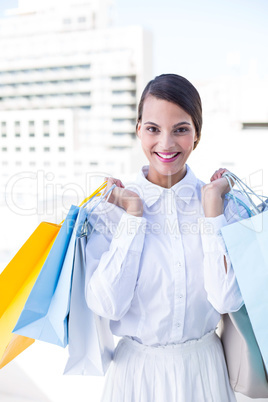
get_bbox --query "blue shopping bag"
[13,205,79,347]
[221,173,268,373]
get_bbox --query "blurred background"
[0,0,268,400]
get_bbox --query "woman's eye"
[175,127,188,134]
[147,126,159,133]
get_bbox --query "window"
[89,161,98,166]
[29,161,36,166]
[1,122,6,127]
[44,161,50,166]
[58,132,65,137]
[59,162,66,166]
[242,122,268,130]
[1,147,7,151]
[15,121,20,127]
[15,133,21,137]
[43,120,49,126]
[43,133,50,137]
[58,120,65,126]
[15,161,22,166]
[44,147,50,152]
[15,147,21,152]
[78,17,86,23]
[29,121,34,126]
[58,147,65,152]
[29,147,35,152]
[2,161,8,165]
[1,133,7,137]
[63,18,71,24]
[29,133,35,137]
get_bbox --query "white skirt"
[101,331,236,402]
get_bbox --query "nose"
[158,132,176,150]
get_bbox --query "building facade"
[0,0,152,201]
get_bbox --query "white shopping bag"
[64,225,114,376]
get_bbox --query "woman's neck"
[146,165,187,188]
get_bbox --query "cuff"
[199,214,228,254]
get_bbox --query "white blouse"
[85,165,245,346]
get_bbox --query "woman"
[85,74,243,401]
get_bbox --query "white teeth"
[157,152,178,159]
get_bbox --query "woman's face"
[137,95,197,188]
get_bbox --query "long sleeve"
[199,195,249,314]
[85,211,146,321]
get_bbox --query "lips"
[154,151,180,162]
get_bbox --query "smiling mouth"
[154,152,180,161]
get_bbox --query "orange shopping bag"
[0,222,60,368]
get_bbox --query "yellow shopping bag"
[0,222,60,368]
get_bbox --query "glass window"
[29,147,35,152]
[44,147,50,152]
[58,132,65,137]
[1,147,7,151]
[43,133,50,137]
[29,121,34,126]
[58,120,65,126]
[242,122,268,130]
[29,133,35,137]
[59,147,65,152]
[15,121,20,126]
[15,133,21,137]
[43,120,49,126]
[15,147,21,151]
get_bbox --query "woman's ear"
[136,121,141,139]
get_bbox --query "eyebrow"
[144,121,191,128]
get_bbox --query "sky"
[114,0,268,80]
[1,0,268,81]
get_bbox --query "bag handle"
[223,171,268,217]
[60,181,116,225]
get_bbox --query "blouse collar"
[134,165,198,208]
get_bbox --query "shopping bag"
[0,334,35,369]
[221,210,268,372]
[0,221,60,368]
[219,305,268,398]
[12,181,110,348]
[221,172,268,375]
[13,205,79,347]
[64,207,114,376]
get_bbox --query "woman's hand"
[103,177,143,217]
[201,168,233,217]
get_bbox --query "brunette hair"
[136,74,202,149]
